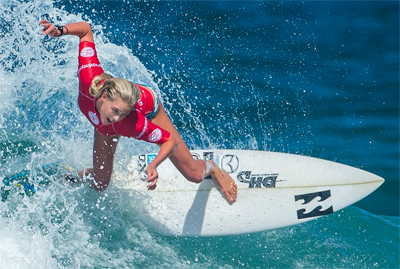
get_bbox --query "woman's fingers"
[146,169,158,190]
[39,20,58,37]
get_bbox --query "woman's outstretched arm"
[90,131,120,191]
[40,20,94,43]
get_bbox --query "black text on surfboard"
[237,171,278,188]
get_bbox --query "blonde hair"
[90,73,140,108]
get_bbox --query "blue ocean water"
[0,0,398,268]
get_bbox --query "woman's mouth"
[101,117,113,125]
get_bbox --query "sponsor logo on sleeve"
[88,111,100,125]
[80,47,95,57]
[148,128,162,143]
[77,63,102,74]
[295,190,334,219]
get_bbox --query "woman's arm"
[91,131,120,191]
[146,134,179,190]
[87,130,177,191]
[40,20,94,43]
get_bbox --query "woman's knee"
[184,160,211,183]
[185,172,204,184]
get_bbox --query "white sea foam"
[0,1,171,268]
[0,0,398,268]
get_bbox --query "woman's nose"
[112,115,119,122]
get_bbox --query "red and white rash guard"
[77,41,170,144]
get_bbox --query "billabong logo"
[80,47,95,57]
[88,111,100,125]
[295,190,334,219]
[221,154,239,173]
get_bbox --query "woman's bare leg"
[151,104,237,203]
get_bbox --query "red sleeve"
[139,120,171,144]
[77,41,104,87]
[116,110,170,144]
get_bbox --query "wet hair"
[90,73,140,109]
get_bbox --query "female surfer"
[39,20,237,203]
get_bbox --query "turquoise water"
[0,0,398,268]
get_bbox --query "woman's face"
[97,92,131,125]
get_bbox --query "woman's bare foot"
[209,161,238,203]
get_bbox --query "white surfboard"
[116,150,384,236]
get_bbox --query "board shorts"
[145,86,159,119]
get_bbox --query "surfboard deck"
[1,150,384,236]
[115,149,384,236]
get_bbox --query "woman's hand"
[146,163,158,190]
[39,20,94,42]
[143,133,179,190]
[39,19,60,37]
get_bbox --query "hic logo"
[237,171,278,188]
